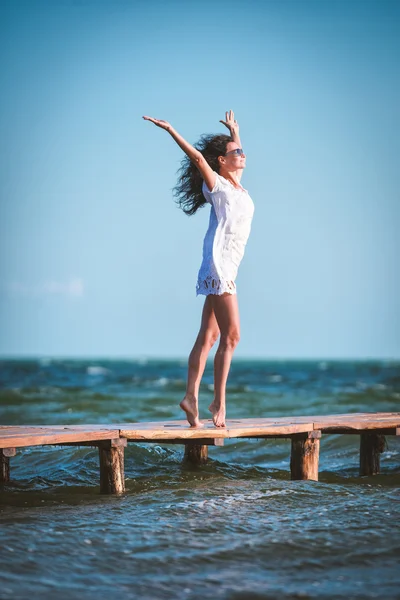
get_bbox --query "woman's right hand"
[142,116,172,131]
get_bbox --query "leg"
[208,292,240,427]
[180,296,220,427]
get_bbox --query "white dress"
[196,172,255,296]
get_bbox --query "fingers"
[143,115,162,124]
[143,116,165,127]
[220,111,238,130]
[224,110,235,122]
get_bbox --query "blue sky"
[0,0,399,360]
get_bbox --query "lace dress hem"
[196,276,237,297]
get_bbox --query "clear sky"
[0,0,399,360]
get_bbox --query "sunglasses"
[225,148,245,157]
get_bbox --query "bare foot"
[208,401,226,427]
[180,394,204,428]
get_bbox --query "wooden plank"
[120,421,315,440]
[0,425,119,434]
[315,418,400,431]
[120,413,400,432]
[260,413,400,425]
[119,418,304,430]
[0,428,120,448]
[0,424,121,431]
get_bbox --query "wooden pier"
[1,412,399,494]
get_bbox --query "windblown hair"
[173,133,232,216]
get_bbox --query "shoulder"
[202,172,228,195]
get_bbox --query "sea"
[0,358,399,600]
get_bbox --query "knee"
[220,329,240,350]
[204,330,219,349]
[192,330,219,355]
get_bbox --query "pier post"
[359,432,386,476]
[98,438,127,494]
[0,448,16,483]
[184,444,208,465]
[290,431,321,481]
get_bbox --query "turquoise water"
[0,358,399,599]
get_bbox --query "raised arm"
[142,116,216,192]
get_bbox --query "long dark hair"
[172,133,232,216]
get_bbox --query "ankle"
[184,392,196,402]
[211,399,225,409]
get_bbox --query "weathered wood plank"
[120,421,315,440]
[0,424,122,431]
[315,417,400,431]
[0,428,120,448]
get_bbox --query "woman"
[142,110,254,428]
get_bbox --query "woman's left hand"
[220,109,239,135]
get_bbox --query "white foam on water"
[175,489,290,511]
[268,374,283,382]
[356,380,368,389]
[154,377,169,387]
[87,366,112,376]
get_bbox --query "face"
[219,142,246,170]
